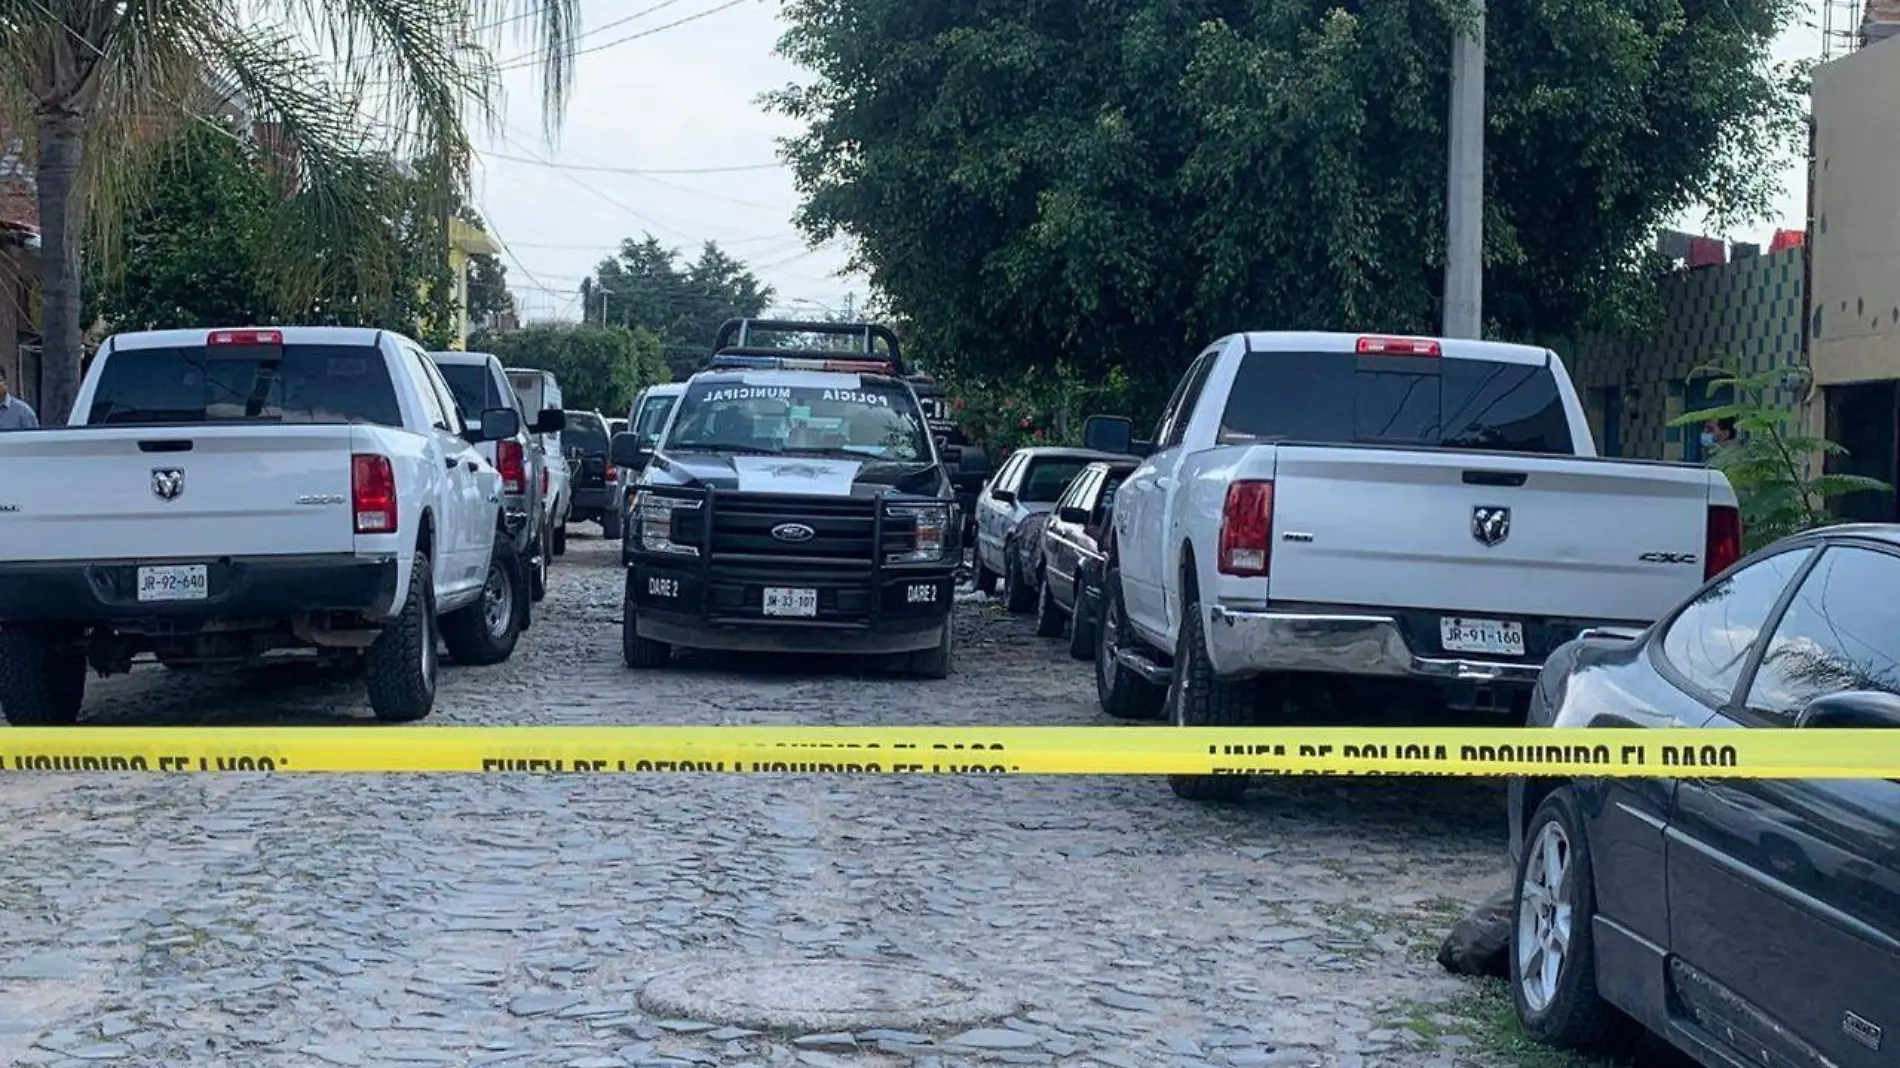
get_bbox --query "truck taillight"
[1705,504,1742,580]
[1356,336,1440,356]
[496,439,527,495]
[540,467,549,495]
[352,454,397,534]
[603,461,619,483]
[1218,480,1275,577]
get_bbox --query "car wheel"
[602,504,623,540]
[365,552,436,723]
[1067,570,1096,661]
[1003,543,1036,615]
[0,626,85,726]
[552,521,568,556]
[1166,591,1257,803]
[1035,569,1065,638]
[441,538,524,666]
[1510,788,1637,1052]
[621,572,671,669]
[1095,569,1164,720]
[972,554,999,596]
[908,618,954,678]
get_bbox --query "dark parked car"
[563,410,619,537]
[1035,460,1138,660]
[1508,523,1900,1068]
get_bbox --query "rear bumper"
[571,485,612,513]
[0,553,400,625]
[1203,606,1558,685]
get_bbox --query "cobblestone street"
[1,533,1512,1068]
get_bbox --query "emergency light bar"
[709,353,895,374]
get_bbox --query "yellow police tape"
[0,726,1895,778]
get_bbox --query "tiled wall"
[1553,247,1808,461]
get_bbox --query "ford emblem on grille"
[771,522,817,544]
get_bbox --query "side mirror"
[1083,414,1134,454]
[940,444,962,466]
[534,408,565,434]
[1058,505,1090,524]
[990,487,1016,504]
[1796,690,1900,729]
[471,407,520,443]
[610,431,652,469]
[959,447,990,479]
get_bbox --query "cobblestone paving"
[1,533,1511,1068]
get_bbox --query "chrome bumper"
[1203,606,1543,685]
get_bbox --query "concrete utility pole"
[1442,0,1486,339]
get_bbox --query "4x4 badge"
[1472,505,1510,547]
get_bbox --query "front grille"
[709,492,878,562]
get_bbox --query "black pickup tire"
[601,504,623,540]
[0,627,86,726]
[365,553,437,723]
[529,522,549,603]
[441,538,524,666]
[908,618,955,679]
[621,572,671,669]
[1167,593,1257,803]
[552,520,568,557]
[1095,570,1165,720]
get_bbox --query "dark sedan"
[1508,523,1900,1068]
[1035,460,1138,661]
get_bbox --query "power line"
[479,150,782,175]
[495,0,751,72]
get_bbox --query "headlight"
[885,503,950,563]
[633,490,701,557]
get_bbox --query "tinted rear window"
[564,415,609,455]
[1218,351,1575,455]
[435,361,501,419]
[1021,459,1091,503]
[87,344,401,426]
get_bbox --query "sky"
[471,0,1833,326]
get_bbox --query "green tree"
[471,323,668,418]
[583,235,774,375]
[2,0,581,421]
[1673,361,1890,551]
[768,0,1802,397]
[87,124,459,342]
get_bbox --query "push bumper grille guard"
[629,487,950,630]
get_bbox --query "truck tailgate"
[1265,446,1717,622]
[0,425,362,562]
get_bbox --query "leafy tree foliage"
[459,207,517,331]
[581,236,774,376]
[470,324,668,419]
[86,124,462,346]
[769,0,1803,416]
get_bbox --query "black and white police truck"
[609,319,962,677]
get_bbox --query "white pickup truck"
[0,326,530,726]
[1085,331,1742,800]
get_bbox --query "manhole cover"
[637,959,1018,1032]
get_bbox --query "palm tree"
[0,0,578,422]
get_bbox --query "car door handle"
[444,457,457,470]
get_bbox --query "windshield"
[86,344,402,426]
[1217,351,1576,455]
[633,394,676,446]
[664,377,931,461]
[564,414,610,456]
[1020,458,1092,503]
[435,361,501,420]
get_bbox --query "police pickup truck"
[609,319,960,677]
